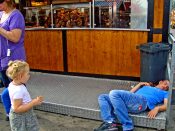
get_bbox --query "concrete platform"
[0,72,167,130]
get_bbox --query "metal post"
[92,0,95,28]
[147,0,154,42]
[166,33,175,130]
[51,4,54,28]
[89,2,92,28]
[162,0,171,42]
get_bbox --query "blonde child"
[6,60,43,131]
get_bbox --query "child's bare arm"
[13,96,44,113]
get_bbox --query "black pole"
[62,30,68,72]
[162,0,171,43]
[19,0,27,18]
[147,0,154,42]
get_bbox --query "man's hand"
[138,82,150,87]
[147,99,168,119]
[130,82,150,93]
[147,107,159,119]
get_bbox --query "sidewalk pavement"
[0,103,174,131]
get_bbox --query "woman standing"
[0,0,26,120]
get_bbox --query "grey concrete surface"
[1,103,174,131]
[0,103,101,131]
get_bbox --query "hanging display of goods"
[31,0,48,6]
[52,0,91,4]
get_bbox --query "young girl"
[0,0,26,120]
[6,60,43,131]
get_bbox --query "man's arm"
[130,82,150,93]
[147,98,168,119]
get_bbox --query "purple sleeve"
[8,11,25,31]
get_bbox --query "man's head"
[157,80,170,91]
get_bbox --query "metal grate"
[27,72,136,109]
[0,72,167,130]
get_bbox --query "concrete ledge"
[0,95,167,130]
[34,102,166,130]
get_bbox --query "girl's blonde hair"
[6,60,29,79]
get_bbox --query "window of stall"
[23,0,148,29]
[24,6,51,28]
[52,3,91,28]
[93,0,148,29]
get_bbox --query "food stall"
[22,0,169,79]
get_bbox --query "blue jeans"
[0,70,11,115]
[98,90,148,131]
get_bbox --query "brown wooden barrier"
[67,30,148,77]
[24,30,64,71]
[154,0,164,28]
[153,0,164,43]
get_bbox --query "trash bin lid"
[139,42,171,53]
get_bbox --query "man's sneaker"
[94,122,118,131]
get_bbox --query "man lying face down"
[94,80,169,131]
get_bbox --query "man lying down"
[94,80,169,131]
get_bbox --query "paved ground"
[0,103,102,131]
[1,103,175,131]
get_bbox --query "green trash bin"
[139,42,170,82]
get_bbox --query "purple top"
[0,9,26,71]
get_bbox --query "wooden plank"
[153,34,162,43]
[67,30,148,77]
[154,0,164,28]
[24,30,64,71]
